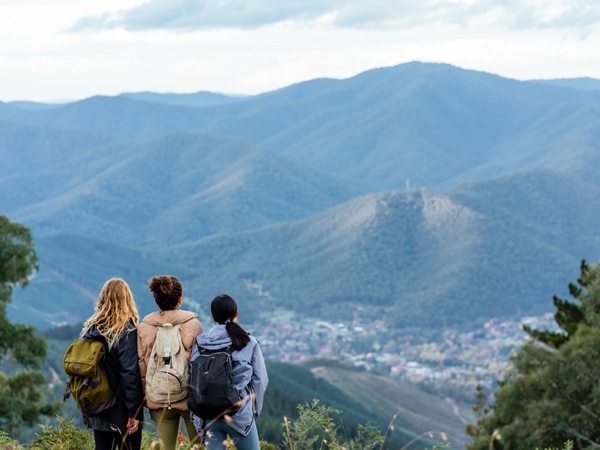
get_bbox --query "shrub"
[281,399,384,450]
[28,416,93,449]
[0,430,23,449]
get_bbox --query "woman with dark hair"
[190,294,268,450]
[137,275,204,450]
[80,278,144,450]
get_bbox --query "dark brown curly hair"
[149,275,183,311]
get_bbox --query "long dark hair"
[211,294,250,351]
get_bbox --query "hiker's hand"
[127,418,139,434]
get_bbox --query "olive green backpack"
[63,338,117,425]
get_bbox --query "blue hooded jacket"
[190,324,268,436]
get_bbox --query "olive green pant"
[154,408,199,450]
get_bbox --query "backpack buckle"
[163,347,172,365]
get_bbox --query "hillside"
[7,234,187,327]
[2,63,599,193]
[259,63,600,190]
[309,364,473,447]
[160,178,585,331]
[530,77,600,91]
[0,122,125,211]
[0,95,214,140]
[8,175,599,333]
[119,91,245,107]
[4,62,600,449]
[3,61,600,340]
[3,131,365,246]
[450,169,600,261]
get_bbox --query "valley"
[2,61,600,447]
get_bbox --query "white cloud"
[1,0,600,102]
[68,0,600,34]
[70,0,336,32]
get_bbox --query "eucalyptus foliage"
[0,215,59,436]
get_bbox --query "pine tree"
[522,260,590,348]
[467,260,600,450]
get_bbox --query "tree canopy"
[0,215,57,435]
[467,260,600,450]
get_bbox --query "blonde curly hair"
[81,278,139,349]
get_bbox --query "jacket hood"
[83,322,136,345]
[195,324,232,350]
[141,309,198,327]
[83,324,103,340]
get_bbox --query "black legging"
[93,428,142,450]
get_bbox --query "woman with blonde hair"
[137,275,204,449]
[80,277,145,450]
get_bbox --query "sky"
[1,0,600,103]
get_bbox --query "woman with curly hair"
[137,275,204,449]
[80,278,145,450]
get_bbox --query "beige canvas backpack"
[145,323,189,407]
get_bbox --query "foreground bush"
[1,430,20,449]
[1,416,287,449]
[1,400,390,449]
[281,399,384,450]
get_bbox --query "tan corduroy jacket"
[137,309,204,411]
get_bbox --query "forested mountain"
[530,77,600,91]
[450,169,600,261]
[4,131,365,246]
[157,175,591,329]
[2,61,599,336]
[119,91,245,107]
[4,63,600,192]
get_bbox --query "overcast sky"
[1,0,600,102]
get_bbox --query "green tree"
[467,260,600,450]
[0,215,58,436]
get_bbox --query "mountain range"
[1,61,600,335]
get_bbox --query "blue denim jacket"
[190,324,268,436]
